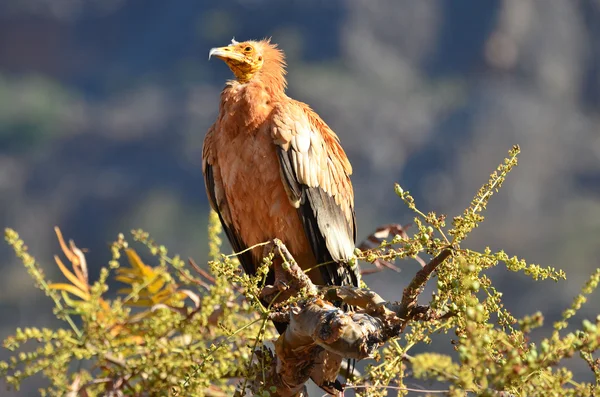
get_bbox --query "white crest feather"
[230,37,239,45]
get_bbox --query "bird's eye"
[244,46,253,52]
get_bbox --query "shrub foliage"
[1,145,599,396]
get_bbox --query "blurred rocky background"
[1,0,599,395]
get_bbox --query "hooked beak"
[208,46,245,62]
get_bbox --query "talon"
[276,280,289,291]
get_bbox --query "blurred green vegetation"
[0,74,79,151]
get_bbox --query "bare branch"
[397,248,452,319]
[358,223,427,273]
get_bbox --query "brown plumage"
[203,38,360,326]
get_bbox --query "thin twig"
[188,258,216,284]
[357,222,427,273]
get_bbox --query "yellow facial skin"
[209,40,264,83]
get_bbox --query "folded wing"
[269,100,359,288]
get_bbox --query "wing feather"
[270,101,359,288]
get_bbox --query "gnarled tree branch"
[241,240,453,396]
